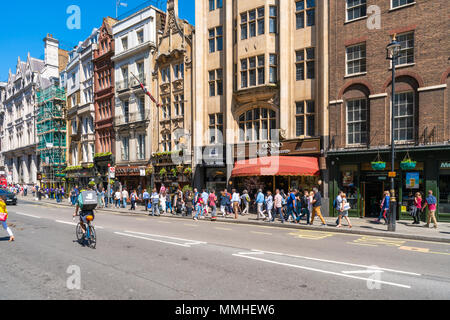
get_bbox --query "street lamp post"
[386,35,401,232]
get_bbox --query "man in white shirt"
[151,188,160,216]
[122,188,129,209]
[114,190,121,208]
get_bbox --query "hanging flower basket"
[371,152,386,170]
[183,167,192,176]
[400,152,416,170]
[170,168,178,177]
[371,161,386,170]
[159,168,167,177]
[176,164,184,173]
[146,166,154,176]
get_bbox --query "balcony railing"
[114,110,150,126]
[116,79,130,91]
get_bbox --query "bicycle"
[75,214,97,249]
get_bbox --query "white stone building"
[66,28,98,176]
[111,5,159,189]
[0,35,64,185]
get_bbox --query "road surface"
[1,200,449,299]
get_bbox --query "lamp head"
[386,34,401,60]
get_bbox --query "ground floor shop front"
[327,147,450,222]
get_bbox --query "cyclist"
[73,181,96,234]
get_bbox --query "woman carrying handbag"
[337,193,352,228]
[0,195,14,242]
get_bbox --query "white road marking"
[249,249,421,276]
[115,232,190,247]
[115,231,207,247]
[237,251,265,255]
[14,212,41,219]
[233,254,411,289]
[55,220,77,226]
[342,270,384,274]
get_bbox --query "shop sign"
[406,172,419,189]
[115,166,141,176]
[440,162,450,169]
[140,169,146,177]
[235,139,320,159]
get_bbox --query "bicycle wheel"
[87,226,96,249]
[76,223,84,242]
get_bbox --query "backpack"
[333,198,337,209]
[79,190,98,211]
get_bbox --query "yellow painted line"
[184,224,199,227]
[348,242,378,247]
[251,231,272,235]
[429,251,450,256]
[136,218,147,221]
[399,246,430,253]
[158,221,171,224]
[215,227,232,231]
[289,230,335,240]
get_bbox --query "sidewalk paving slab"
[21,196,450,243]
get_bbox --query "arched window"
[238,108,277,142]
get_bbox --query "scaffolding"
[36,86,67,186]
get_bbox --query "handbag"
[343,201,351,211]
[0,212,7,222]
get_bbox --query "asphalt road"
[1,199,449,300]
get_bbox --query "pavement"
[27,195,450,243]
[1,199,450,299]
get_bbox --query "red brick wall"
[329,0,449,149]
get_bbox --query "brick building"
[327,0,450,221]
[93,17,117,188]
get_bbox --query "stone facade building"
[327,0,450,221]
[65,28,99,187]
[152,0,194,189]
[194,0,329,199]
[112,5,161,190]
[1,35,66,186]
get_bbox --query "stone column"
[22,155,30,185]
[30,154,37,185]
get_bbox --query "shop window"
[339,170,359,211]
[439,174,450,214]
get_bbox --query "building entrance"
[362,175,386,218]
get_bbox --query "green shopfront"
[328,147,450,222]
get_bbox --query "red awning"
[231,156,320,177]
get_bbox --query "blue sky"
[0,0,195,82]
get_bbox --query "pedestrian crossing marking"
[289,230,334,240]
[352,236,405,247]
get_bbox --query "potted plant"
[183,167,192,176]
[371,152,386,170]
[146,166,154,176]
[170,168,178,177]
[400,152,416,170]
